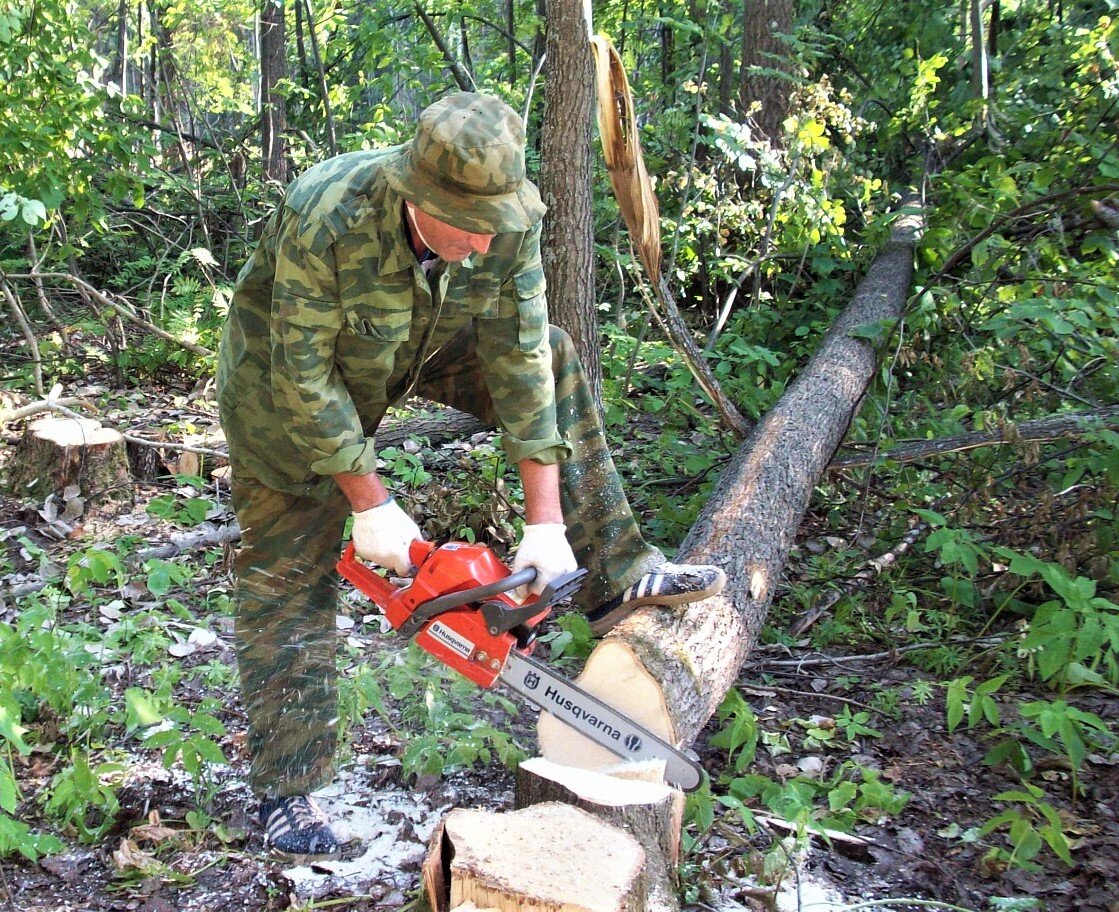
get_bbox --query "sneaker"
[260,794,340,858]
[585,561,727,635]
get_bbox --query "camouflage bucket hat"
[384,92,546,235]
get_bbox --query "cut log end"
[426,803,646,912]
[515,760,684,912]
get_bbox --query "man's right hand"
[351,497,423,575]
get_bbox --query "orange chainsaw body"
[336,539,550,687]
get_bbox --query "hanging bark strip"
[590,34,750,440]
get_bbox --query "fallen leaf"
[168,641,196,658]
[130,811,181,845]
[187,627,217,648]
[112,838,159,873]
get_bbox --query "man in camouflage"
[217,93,726,857]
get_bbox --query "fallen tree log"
[377,406,488,449]
[522,201,924,909]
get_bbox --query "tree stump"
[515,760,683,912]
[7,416,133,512]
[423,803,646,912]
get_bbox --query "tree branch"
[4,273,213,358]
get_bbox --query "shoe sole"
[588,568,727,636]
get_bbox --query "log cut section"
[424,803,646,912]
[6,416,133,512]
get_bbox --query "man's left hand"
[511,523,578,597]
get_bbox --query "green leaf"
[20,198,47,225]
[847,318,898,343]
[124,689,164,729]
[0,702,29,754]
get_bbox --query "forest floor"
[1,382,1117,912]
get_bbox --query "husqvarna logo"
[624,734,644,753]
[523,671,541,691]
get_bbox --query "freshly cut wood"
[516,759,683,912]
[532,204,923,769]
[6,416,133,512]
[538,640,675,771]
[425,803,646,912]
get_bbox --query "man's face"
[407,203,495,263]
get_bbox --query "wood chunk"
[7,416,132,512]
[439,803,646,912]
[516,760,683,912]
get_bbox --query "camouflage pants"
[232,324,663,797]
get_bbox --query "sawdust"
[279,757,450,901]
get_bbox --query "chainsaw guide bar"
[336,540,705,792]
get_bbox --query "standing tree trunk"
[506,0,517,87]
[109,0,128,92]
[970,0,992,127]
[540,0,601,408]
[739,0,794,144]
[260,0,288,184]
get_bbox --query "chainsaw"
[336,539,703,791]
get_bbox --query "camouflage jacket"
[217,147,568,498]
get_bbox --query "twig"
[936,183,1119,277]
[0,858,16,912]
[4,272,213,358]
[522,50,547,124]
[791,518,929,636]
[831,901,979,912]
[0,275,44,397]
[26,233,72,347]
[0,397,94,426]
[738,684,880,713]
[413,2,475,91]
[753,813,877,848]
[830,404,1119,468]
[747,635,1010,670]
[137,521,241,559]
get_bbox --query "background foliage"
[0,0,1117,902]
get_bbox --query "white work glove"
[351,497,424,576]
[511,523,578,598]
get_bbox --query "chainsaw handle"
[395,566,537,638]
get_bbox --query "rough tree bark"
[539,0,601,408]
[739,0,794,144]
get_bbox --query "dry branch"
[830,404,1119,468]
[590,35,750,440]
[5,272,214,358]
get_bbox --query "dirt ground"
[1,390,1117,912]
